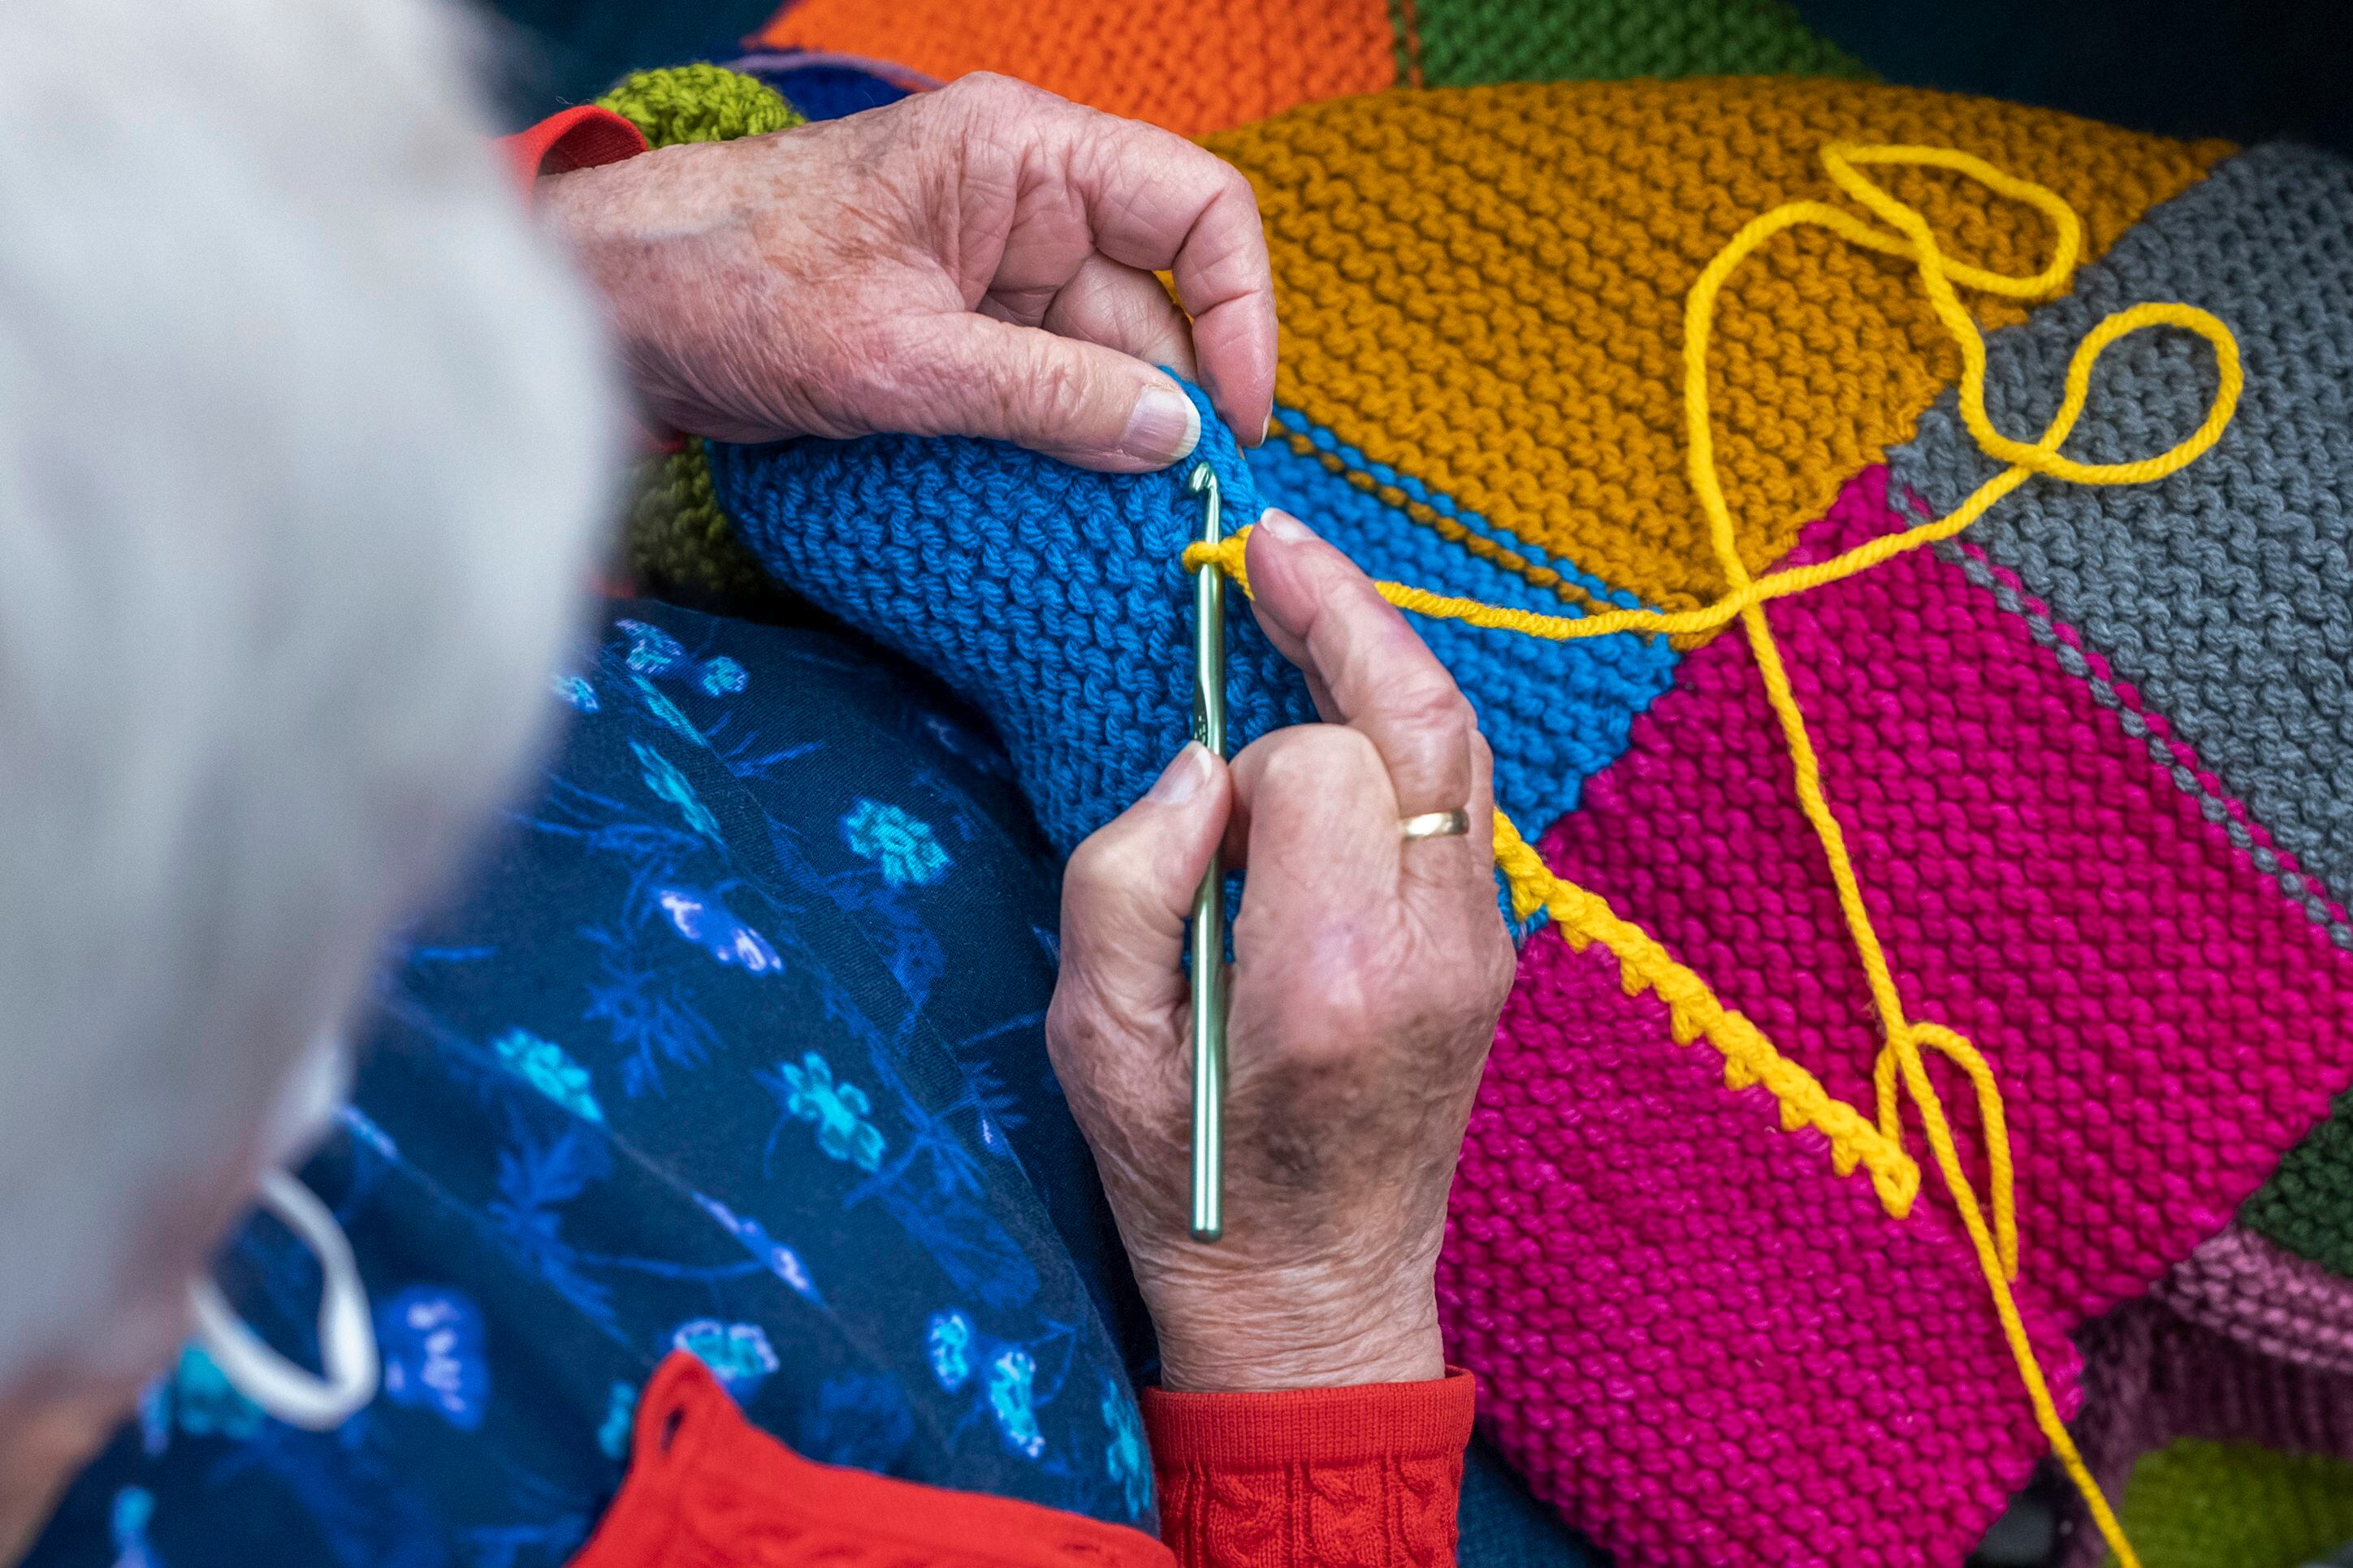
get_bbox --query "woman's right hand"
[535,72,1276,473]
[1045,510,1516,1393]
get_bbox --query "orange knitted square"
[750,0,1397,139]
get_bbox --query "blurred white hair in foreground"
[0,0,621,1393]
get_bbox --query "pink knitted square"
[1443,465,2353,1566]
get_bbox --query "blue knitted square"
[711,383,1678,857]
[1249,408,1680,836]
[711,386,1314,857]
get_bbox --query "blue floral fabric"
[27,598,1156,1568]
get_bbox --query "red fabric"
[569,1351,1475,1566]
[1142,1369,1477,1567]
[498,104,647,189]
[573,1351,1175,1566]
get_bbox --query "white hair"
[0,0,623,1393]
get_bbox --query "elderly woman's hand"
[1047,512,1516,1391]
[535,73,1276,472]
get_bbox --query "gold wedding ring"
[1399,808,1473,842]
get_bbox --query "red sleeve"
[572,1351,1178,1567]
[1142,1370,1477,1567]
[496,104,647,192]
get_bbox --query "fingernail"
[1148,741,1213,804]
[1122,382,1200,466]
[1255,507,1312,543]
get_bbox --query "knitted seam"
[1196,146,2243,1244]
[1192,143,2247,1566]
[1888,141,2353,919]
[1266,409,1637,620]
[1929,532,2353,948]
[1204,82,2228,621]
[1386,0,1425,89]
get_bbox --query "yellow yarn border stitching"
[1188,143,2243,1568]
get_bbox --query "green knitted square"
[1412,0,1869,89]
[2113,1441,2353,1568]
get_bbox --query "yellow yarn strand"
[1189,142,2245,1568]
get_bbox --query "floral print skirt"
[29,600,1156,1568]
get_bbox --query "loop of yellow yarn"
[1192,142,2245,1568]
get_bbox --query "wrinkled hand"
[536,72,1277,471]
[1047,511,1516,1392]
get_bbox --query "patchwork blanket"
[626,13,2353,1564]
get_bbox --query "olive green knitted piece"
[2105,1441,2353,1568]
[595,63,802,146]
[593,65,800,611]
[2244,1087,2353,1278]
[625,438,791,607]
[1413,0,1869,89]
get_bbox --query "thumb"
[916,312,1202,472]
[1056,743,1228,1024]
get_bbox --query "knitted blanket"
[678,54,2353,1568]
[750,0,1865,139]
[2101,1438,2353,1568]
[2071,1300,2353,1568]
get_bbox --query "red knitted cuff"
[1142,1369,1475,1567]
[1141,1367,1477,1466]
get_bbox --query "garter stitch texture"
[1244,408,1681,836]
[2246,1087,2353,1277]
[650,80,2218,650]
[1884,145,2353,1410]
[647,55,2353,1562]
[752,0,1864,133]
[1202,81,2224,618]
[1412,0,1864,89]
[1447,461,2353,1566]
[753,0,1395,139]
[1413,138,2353,1566]
[709,382,1677,853]
[712,383,1317,857]
[2155,1225,2353,1378]
[1887,142,2353,939]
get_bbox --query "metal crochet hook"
[1184,460,1228,1242]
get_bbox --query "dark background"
[477,0,776,124]
[1802,0,2353,156]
